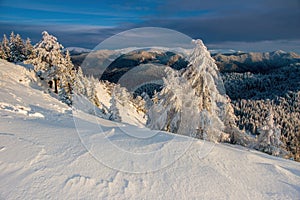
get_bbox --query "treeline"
[232,95,300,161]
[0,32,33,63]
[222,65,300,161]
[0,31,145,123]
[222,64,300,100]
[0,31,101,107]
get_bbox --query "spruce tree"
[147,67,186,133]
[1,34,10,61]
[58,50,76,104]
[26,31,65,94]
[8,32,16,62]
[109,89,121,122]
[9,33,26,63]
[73,67,86,95]
[24,38,33,60]
[0,45,5,60]
[256,109,283,156]
[148,39,230,142]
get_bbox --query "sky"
[0,0,300,52]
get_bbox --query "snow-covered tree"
[71,67,109,115]
[88,76,101,107]
[118,86,132,106]
[26,31,65,94]
[0,45,5,60]
[148,39,230,142]
[25,31,81,106]
[73,67,86,95]
[58,50,76,104]
[141,92,153,111]
[1,34,10,60]
[9,32,15,44]
[109,89,121,122]
[0,32,32,62]
[8,32,16,62]
[9,33,26,63]
[255,109,283,156]
[147,67,187,134]
[24,38,33,59]
[184,40,228,141]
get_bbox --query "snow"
[209,49,238,55]
[95,82,146,127]
[1,59,300,199]
[64,47,91,54]
[148,40,229,141]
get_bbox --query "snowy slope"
[0,60,300,199]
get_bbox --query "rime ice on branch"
[148,39,233,142]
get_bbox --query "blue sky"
[1,0,300,52]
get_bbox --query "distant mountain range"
[69,48,300,97]
[100,50,188,83]
[71,48,188,83]
[213,50,300,73]
[71,49,300,78]
[63,47,91,55]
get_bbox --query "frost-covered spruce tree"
[24,38,33,60]
[141,92,153,111]
[72,67,107,112]
[74,72,101,107]
[223,96,251,145]
[26,31,65,94]
[73,67,86,95]
[184,40,228,141]
[147,67,188,134]
[255,109,283,156]
[88,76,101,107]
[133,94,147,113]
[1,34,10,60]
[58,50,76,105]
[109,89,121,122]
[118,86,132,106]
[148,39,229,142]
[8,32,16,62]
[9,33,26,63]
[0,45,5,60]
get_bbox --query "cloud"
[207,40,300,53]
[96,27,194,50]
[0,22,126,48]
[157,0,300,14]
[0,0,299,52]
[141,0,300,43]
[1,4,139,18]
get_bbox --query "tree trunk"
[54,78,58,94]
[68,83,72,94]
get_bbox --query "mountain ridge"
[71,49,300,78]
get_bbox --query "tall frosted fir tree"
[183,39,229,141]
[148,39,230,142]
[26,31,65,94]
